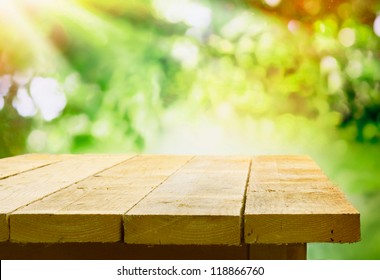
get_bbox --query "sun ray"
[0,0,126,76]
[0,0,70,74]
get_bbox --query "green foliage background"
[1,0,380,259]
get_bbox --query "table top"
[0,154,360,245]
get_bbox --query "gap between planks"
[122,156,195,215]
[0,154,68,180]
[1,154,135,242]
[5,155,251,245]
[9,155,193,243]
[3,154,360,246]
[240,159,252,245]
[10,155,138,213]
[123,156,251,246]
[244,155,360,244]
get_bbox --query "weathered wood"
[244,155,360,244]
[0,153,361,260]
[249,244,306,260]
[124,156,251,245]
[9,155,192,243]
[0,154,133,242]
[0,154,65,179]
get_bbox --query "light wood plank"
[0,154,65,179]
[244,155,360,244]
[9,155,192,243]
[0,154,133,242]
[124,156,251,245]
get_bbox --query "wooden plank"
[9,155,192,243]
[244,155,360,244]
[249,244,306,260]
[124,156,251,245]
[0,154,133,242]
[0,154,65,179]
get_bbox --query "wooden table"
[0,154,360,259]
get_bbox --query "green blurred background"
[0,0,379,259]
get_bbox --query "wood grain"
[0,154,65,179]
[0,154,132,242]
[244,155,360,244]
[0,153,361,250]
[124,156,251,245]
[9,155,192,243]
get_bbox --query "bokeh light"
[374,15,380,37]
[264,0,282,8]
[153,0,212,29]
[339,27,356,47]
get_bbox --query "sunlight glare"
[0,75,12,110]
[221,12,263,40]
[27,129,47,151]
[171,40,199,69]
[320,56,339,74]
[30,77,67,121]
[346,60,362,79]
[328,71,343,93]
[16,0,61,8]
[216,102,234,120]
[264,0,281,8]
[13,71,33,86]
[12,87,37,117]
[153,0,212,30]
[0,75,12,97]
[338,27,356,47]
[374,15,380,37]
[288,20,300,33]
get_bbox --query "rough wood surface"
[0,154,133,242]
[0,154,65,179]
[124,156,251,245]
[245,155,360,244]
[10,155,192,243]
[0,154,361,249]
